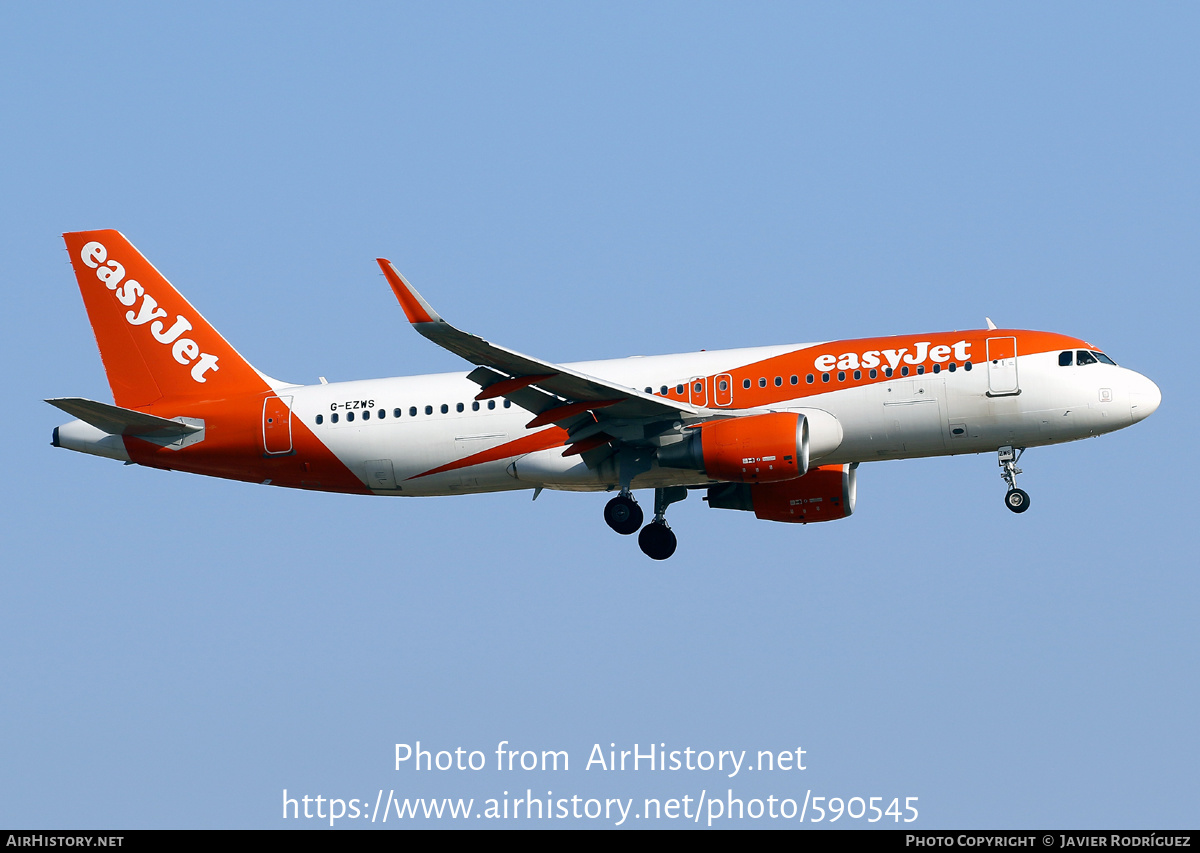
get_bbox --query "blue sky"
[3,3,1196,828]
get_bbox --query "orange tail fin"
[63,230,274,409]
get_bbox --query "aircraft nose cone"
[1129,374,1161,423]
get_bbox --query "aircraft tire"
[1005,488,1030,513]
[604,495,643,535]
[638,521,677,560]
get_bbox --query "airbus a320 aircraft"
[50,230,1161,559]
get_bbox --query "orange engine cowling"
[658,412,810,484]
[705,464,857,523]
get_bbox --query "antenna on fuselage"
[985,317,997,330]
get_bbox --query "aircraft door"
[986,337,1020,396]
[262,395,293,455]
[689,376,708,407]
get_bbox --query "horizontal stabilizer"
[45,397,201,438]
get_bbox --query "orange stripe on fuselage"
[408,426,568,480]
[655,329,1090,409]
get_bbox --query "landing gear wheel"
[604,494,643,535]
[638,521,677,560]
[1005,488,1030,513]
[997,446,1030,515]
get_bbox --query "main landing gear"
[997,445,1030,513]
[603,492,643,535]
[603,487,687,559]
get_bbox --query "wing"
[377,260,720,458]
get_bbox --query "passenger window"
[487,400,496,410]
[853,370,861,380]
[694,382,703,393]
[806,374,814,384]
[425,405,433,415]
[394,408,401,418]
[504,400,511,408]
[331,412,339,423]
[964,362,972,371]
[869,369,877,379]
[1076,351,1097,366]
[742,379,751,389]
[456,402,464,413]
[932,364,940,374]
[948,363,956,372]
[440,404,449,414]
[774,376,782,386]
[362,410,370,420]
[316,414,323,425]
[472,401,480,411]
[347,411,354,422]
[409,407,417,417]
[916,365,925,375]
[837,371,845,381]
[822,373,830,383]
[790,375,798,385]
[759,378,767,388]
[1059,351,1073,367]
[678,384,686,394]
[901,366,910,376]
[378,409,385,419]
[718,379,728,391]
[885,368,893,378]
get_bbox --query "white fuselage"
[281,344,1157,497]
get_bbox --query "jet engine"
[705,463,857,523]
[658,412,809,483]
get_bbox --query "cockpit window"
[1076,350,1098,366]
[1059,351,1073,366]
[1093,351,1117,366]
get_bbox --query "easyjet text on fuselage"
[813,340,972,373]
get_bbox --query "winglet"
[377,259,442,325]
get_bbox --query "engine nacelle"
[705,463,857,523]
[787,407,843,461]
[658,412,809,483]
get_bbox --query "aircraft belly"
[826,383,947,460]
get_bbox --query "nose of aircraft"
[1129,373,1162,423]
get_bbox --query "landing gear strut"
[998,445,1030,513]
[604,492,643,535]
[637,486,687,560]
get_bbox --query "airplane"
[48,230,1161,560]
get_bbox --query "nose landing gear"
[998,445,1030,513]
